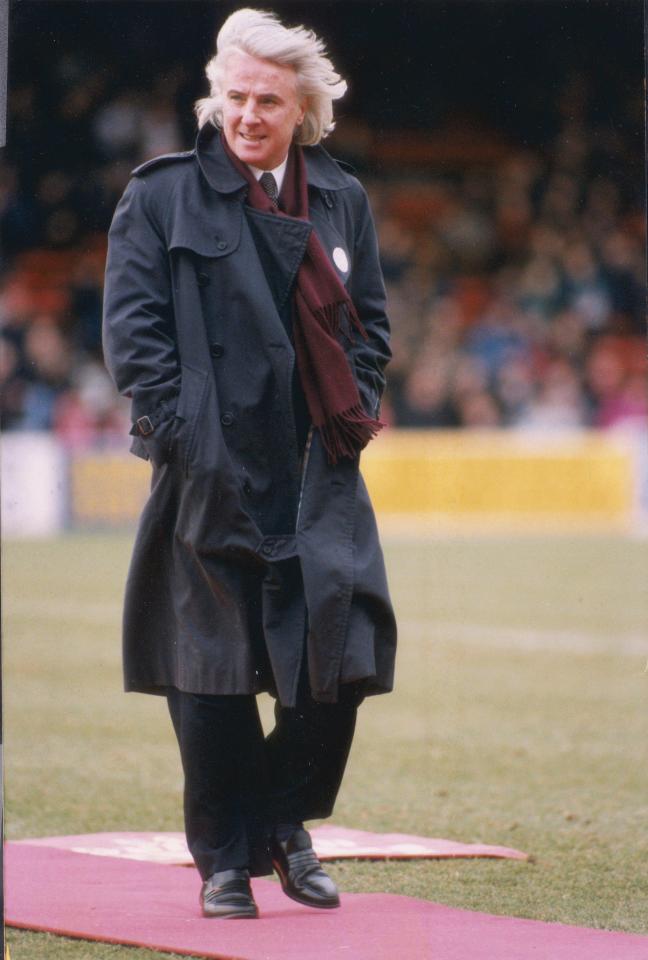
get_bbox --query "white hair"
[194,8,347,145]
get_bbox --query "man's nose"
[241,101,259,124]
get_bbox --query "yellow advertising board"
[69,430,639,531]
[70,453,150,526]
[360,431,634,520]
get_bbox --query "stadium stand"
[1,7,645,446]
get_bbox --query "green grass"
[4,531,648,958]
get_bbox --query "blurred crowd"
[368,136,646,432]
[1,56,645,448]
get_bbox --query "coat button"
[221,412,234,427]
[210,342,224,358]
[261,543,275,556]
[217,240,227,251]
[197,271,210,286]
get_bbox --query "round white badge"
[332,247,349,273]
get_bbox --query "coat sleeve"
[102,174,182,466]
[347,180,391,419]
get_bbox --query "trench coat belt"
[257,535,298,562]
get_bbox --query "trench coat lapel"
[245,208,311,312]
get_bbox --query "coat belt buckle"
[136,415,155,436]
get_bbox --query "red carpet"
[6,843,648,959]
[15,826,528,864]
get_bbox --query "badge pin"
[332,247,349,273]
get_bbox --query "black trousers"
[166,666,360,880]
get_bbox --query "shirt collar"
[246,156,289,194]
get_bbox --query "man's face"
[221,49,306,171]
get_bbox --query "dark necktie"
[259,171,279,208]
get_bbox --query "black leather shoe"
[200,868,259,919]
[271,827,340,909]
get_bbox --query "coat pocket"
[352,356,380,419]
[176,363,208,476]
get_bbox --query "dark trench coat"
[102,123,397,706]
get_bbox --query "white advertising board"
[1,432,66,538]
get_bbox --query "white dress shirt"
[247,155,289,194]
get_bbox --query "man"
[103,7,396,920]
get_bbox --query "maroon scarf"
[221,135,383,465]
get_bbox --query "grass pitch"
[4,530,648,958]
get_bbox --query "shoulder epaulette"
[131,150,195,177]
[333,157,357,176]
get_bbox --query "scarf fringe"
[314,301,368,343]
[318,403,384,465]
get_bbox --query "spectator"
[20,320,72,430]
